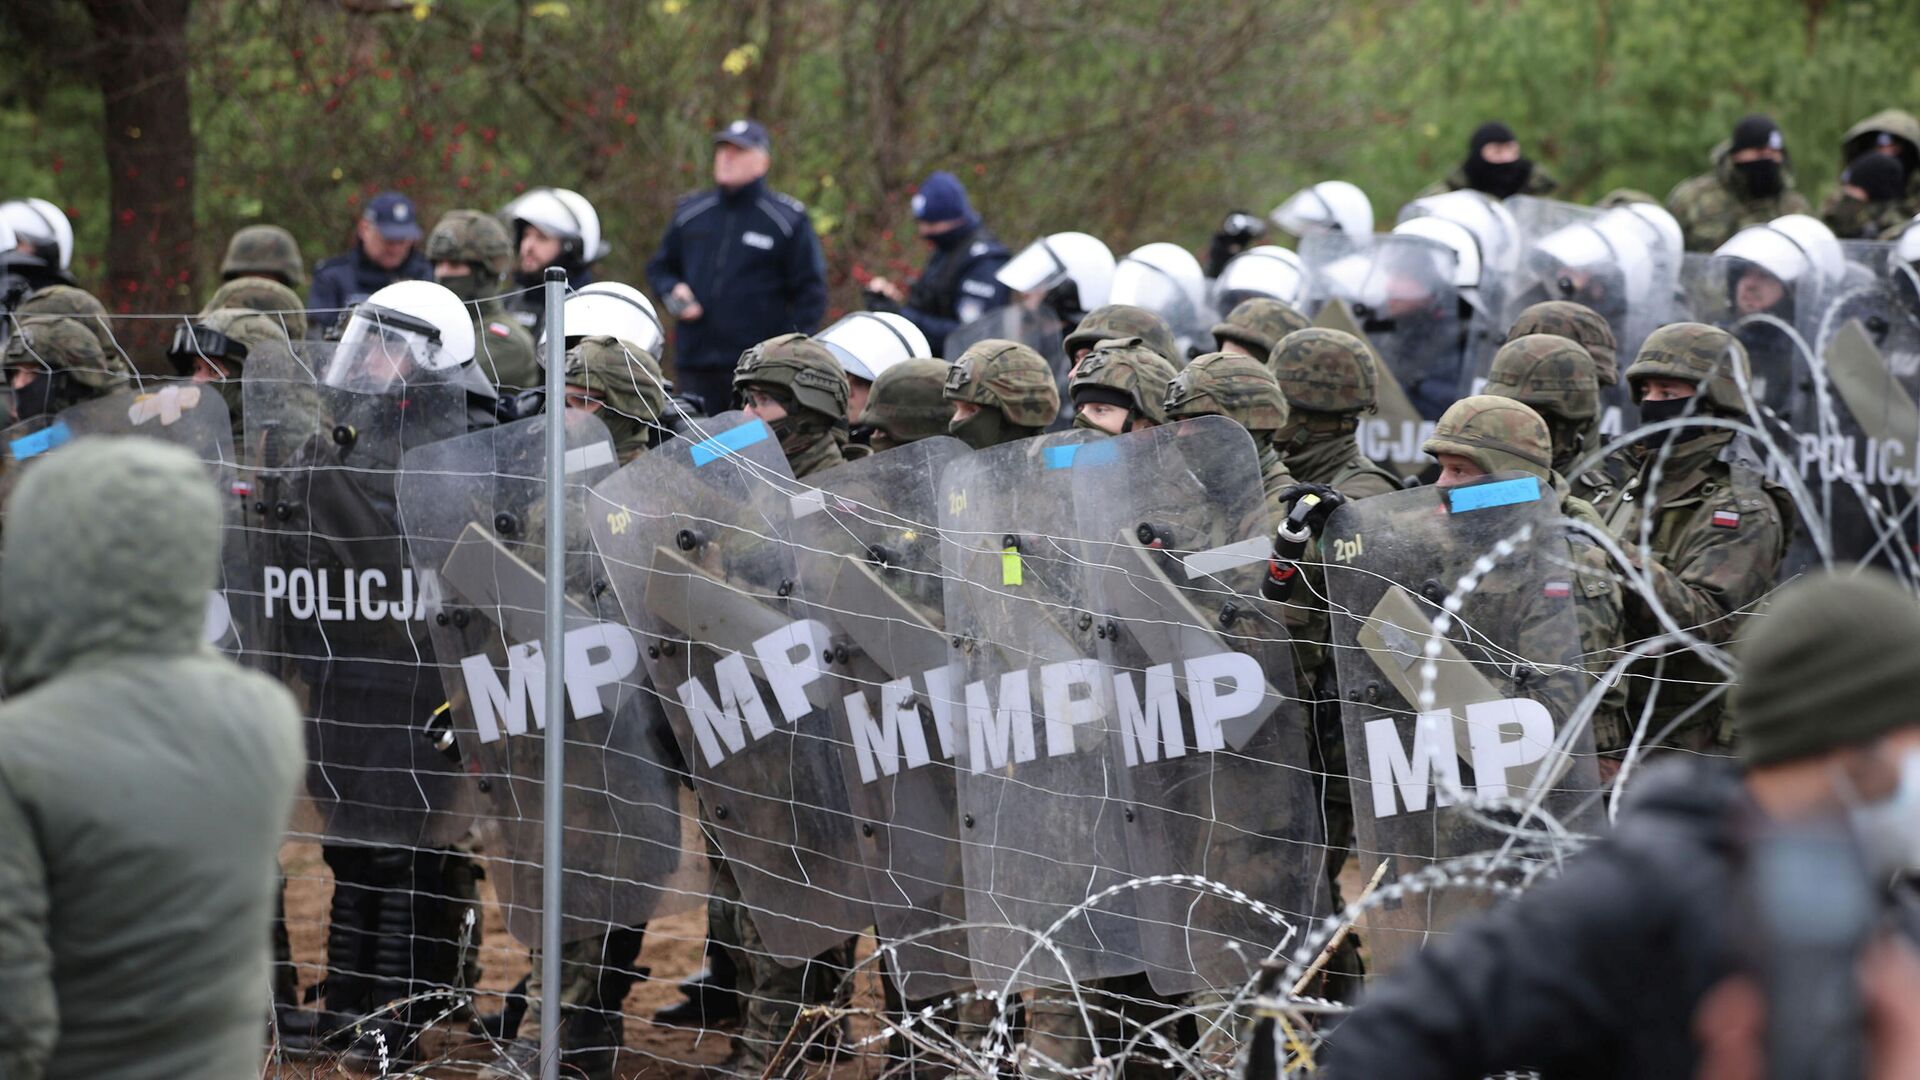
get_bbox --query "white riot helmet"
[1213,245,1310,314]
[1390,216,1482,290]
[1899,219,1920,266]
[1398,190,1520,278]
[1714,214,1847,293]
[1531,203,1683,308]
[543,281,665,359]
[1111,241,1209,323]
[1270,181,1374,239]
[997,231,1115,316]
[1,198,74,272]
[326,279,488,399]
[816,311,930,382]
[501,187,608,268]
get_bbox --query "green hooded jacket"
[0,437,305,1079]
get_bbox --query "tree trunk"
[81,0,195,368]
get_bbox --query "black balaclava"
[1845,151,1907,203]
[1462,121,1533,199]
[1731,114,1786,199]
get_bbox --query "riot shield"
[944,302,1073,426]
[1351,233,1467,421]
[1211,246,1310,318]
[1298,231,1375,317]
[1503,196,1600,257]
[243,341,476,848]
[587,411,871,965]
[0,385,250,656]
[397,411,702,946]
[787,436,975,1000]
[1322,476,1604,974]
[1312,299,1430,480]
[939,429,1143,991]
[1073,416,1324,996]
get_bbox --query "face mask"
[436,272,488,306]
[949,409,1005,451]
[213,378,247,426]
[1735,158,1785,199]
[1464,155,1533,199]
[1635,395,1709,447]
[9,370,57,422]
[1848,749,1920,877]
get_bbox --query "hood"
[1,436,221,693]
[1841,108,1920,163]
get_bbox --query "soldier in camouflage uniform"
[1821,108,1920,229]
[1270,328,1402,500]
[1482,334,1602,490]
[167,307,299,438]
[855,356,951,451]
[1585,323,1794,758]
[1062,303,1179,368]
[12,284,132,375]
[1164,351,1295,505]
[1506,300,1621,467]
[1667,115,1813,252]
[1211,297,1309,362]
[558,336,671,465]
[1066,336,1176,435]
[426,210,542,394]
[1821,151,1912,240]
[219,224,307,290]
[2,315,135,425]
[942,338,1059,450]
[199,277,309,341]
[734,333,859,477]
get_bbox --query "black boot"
[656,938,740,1026]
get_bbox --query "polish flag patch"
[1711,510,1741,529]
[487,321,512,338]
[1543,580,1571,598]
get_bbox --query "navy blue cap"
[364,191,422,242]
[912,171,974,223]
[713,119,771,154]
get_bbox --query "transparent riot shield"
[1353,233,1468,421]
[1678,251,1812,426]
[1298,231,1375,317]
[397,411,702,946]
[787,436,975,1000]
[0,385,250,656]
[587,411,872,964]
[939,429,1143,991]
[1322,475,1604,975]
[242,341,476,848]
[944,303,1073,426]
[1073,416,1324,996]
[1312,299,1431,480]
[1503,196,1600,258]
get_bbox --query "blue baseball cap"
[912,171,973,223]
[364,191,423,243]
[713,119,771,154]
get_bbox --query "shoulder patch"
[673,192,721,227]
[487,321,513,338]
[773,191,807,213]
[969,241,992,258]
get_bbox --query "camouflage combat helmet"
[4,315,133,392]
[1422,394,1553,484]
[1063,304,1179,365]
[1484,334,1598,423]
[1211,298,1310,361]
[1069,336,1177,425]
[733,333,850,422]
[942,339,1059,427]
[1270,328,1378,416]
[862,357,952,449]
[1623,322,1752,415]
[426,209,515,281]
[1595,188,1662,210]
[565,335,669,460]
[13,285,120,364]
[199,277,308,339]
[1163,351,1289,439]
[220,225,307,288]
[193,308,294,365]
[1506,300,1618,388]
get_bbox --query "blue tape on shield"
[689,421,771,466]
[1043,440,1117,469]
[10,421,72,462]
[1447,475,1542,513]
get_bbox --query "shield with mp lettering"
[587,410,872,964]
[397,411,704,945]
[1321,476,1604,975]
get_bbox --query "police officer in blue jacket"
[645,119,828,413]
[865,170,1010,352]
[307,191,433,336]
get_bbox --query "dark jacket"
[306,242,433,335]
[645,177,828,371]
[899,221,1009,353]
[1322,758,1747,1080]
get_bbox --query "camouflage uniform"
[1506,300,1621,479]
[1666,141,1813,253]
[426,210,542,393]
[1065,336,1176,433]
[2,314,135,420]
[198,277,309,341]
[561,336,671,464]
[858,356,951,450]
[1422,396,1625,742]
[220,224,307,290]
[1211,297,1309,362]
[733,333,854,479]
[1833,108,1920,218]
[12,285,129,373]
[1270,328,1403,500]
[1062,304,1179,366]
[1585,323,1795,755]
[1165,350,1296,510]
[1482,334,1600,482]
[179,307,302,437]
[942,338,1059,450]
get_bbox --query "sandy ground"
[269,841,890,1079]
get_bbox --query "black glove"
[1275,482,1347,538]
[1205,210,1267,278]
[863,287,902,314]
